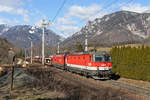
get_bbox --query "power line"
[80,0,119,23]
[81,0,134,33]
[52,0,135,43]
[53,0,119,37]
[61,0,135,45]
[101,0,147,34]
[60,0,120,40]
[52,0,67,22]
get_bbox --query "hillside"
[0,25,63,48]
[62,11,150,47]
[0,38,20,64]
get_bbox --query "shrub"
[110,45,150,81]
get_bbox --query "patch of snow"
[146,16,150,21]
[97,19,101,23]
[105,17,110,21]
[96,30,103,35]
[93,30,96,33]
[29,30,35,34]
[127,24,148,38]
[111,13,116,17]
[60,36,65,41]
[142,20,146,25]
[91,25,94,29]
[0,25,10,35]
[91,21,96,25]
[76,32,80,34]
[132,31,148,39]
[2,27,9,32]
[127,24,136,31]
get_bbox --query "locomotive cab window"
[94,55,104,62]
[93,55,112,62]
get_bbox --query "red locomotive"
[52,52,112,79]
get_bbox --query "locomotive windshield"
[95,56,104,62]
[94,55,111,62]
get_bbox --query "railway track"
[42,66,132,100]
[45,66,150,99]
[102,80,150,98]
[1,65,150,99]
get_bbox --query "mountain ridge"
[0,24,63,48]
[61,11,150,47]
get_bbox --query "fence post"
[8,48,15,96]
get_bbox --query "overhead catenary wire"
[80,0,119,24]
[52,0,135,43]
[61,0,121,39]
[78,0,134,34]
[92,0,150,43]
[52,0,67,22]
[101,0,135,30]
[61,0,136,47]
[54,0,120,37]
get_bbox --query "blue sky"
[0,0,150,37]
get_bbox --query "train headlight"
[101,64,106,66]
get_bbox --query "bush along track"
[110,45,150,81]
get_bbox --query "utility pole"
[41,19,50,65]
[29,27,35,64]
[85,34,88,52]
[31,40,33,64]
[57,42,60,54]
[25,48,26,62]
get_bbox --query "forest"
[110,45,150,81]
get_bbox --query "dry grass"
[0,66,134,100]
[26,67,132,100]
[118,78,150,89]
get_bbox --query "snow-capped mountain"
[0,24,63,48]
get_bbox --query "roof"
[54,51,110,56]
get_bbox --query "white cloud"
[55,4,108,37]
[0,17,20,25]
[0,0,30,23]
[52,24,80,37]
[55,3,150,37]
[0,0,24,7]
[59,25,80,36]
[57,16,77,25]
[0,18,11,24]
[0,5,30,22]
[120,3,150,13]
[34,19,43,27]
[68,4,102,20]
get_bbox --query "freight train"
[52,52,112,79]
